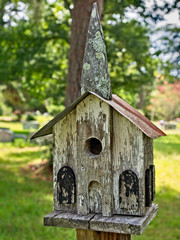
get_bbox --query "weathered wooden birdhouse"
[31,3,166,235]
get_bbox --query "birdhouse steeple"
[81,3,112,100]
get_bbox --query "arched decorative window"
[150,165,155,201]
[145,165,155,206]
[119,170,139,212]
[88,181,102,213]
[57,166,76,204]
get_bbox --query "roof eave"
[30,92,90,140]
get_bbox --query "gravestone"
[22,121,40,130]
[0,128,14,142]
[164,123,176,130]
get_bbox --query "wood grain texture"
[76,94,113,217]
[112,110,145,216]
[76,230,131,240]
[44,204,158,235]
[143,135,154,210]
[44,211,95,229]
[53,109,77,212]
[90,204,158,235]
[52,93,155,218]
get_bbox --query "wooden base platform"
[44,204,158,235]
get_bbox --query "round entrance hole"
[85,138,102,157]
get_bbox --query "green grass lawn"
[0,120,23,131]
[0,115,54,137]
[0,134,180,240]
[0,140,76,240]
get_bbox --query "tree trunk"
[65,0,103,107]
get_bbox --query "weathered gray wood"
[89,181,102,213]
[76,94,113,217]
[44,211,95,229]
[76,229,131,240]
[81,3,112,100]
[52,94,155,217]
[44,204,158,235]
[44,210,60,226]
[112,110,145,216]
[143,135,154,210]
[90,204,158,235]
[53,109,77,212]
[143,135,153,170]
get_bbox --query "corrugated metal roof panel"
[106,94,166,139]
[31,92,166,140]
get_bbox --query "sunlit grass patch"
[0,120,23,131]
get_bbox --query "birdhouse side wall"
[76,94,113,217]
[144,135,154,209]
[53,109,77,213]
[112,110,145,216]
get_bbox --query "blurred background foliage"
[0,0,179,119]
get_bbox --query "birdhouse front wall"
[76,94,113,217]
[112,110,145,216]
[53,108,77,213]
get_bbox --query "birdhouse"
[31,3,166,235]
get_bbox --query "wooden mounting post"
[76,229,131,240]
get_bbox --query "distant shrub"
[0,93,12,116]
[26,114,36,121]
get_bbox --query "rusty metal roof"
[31,92,166,140]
